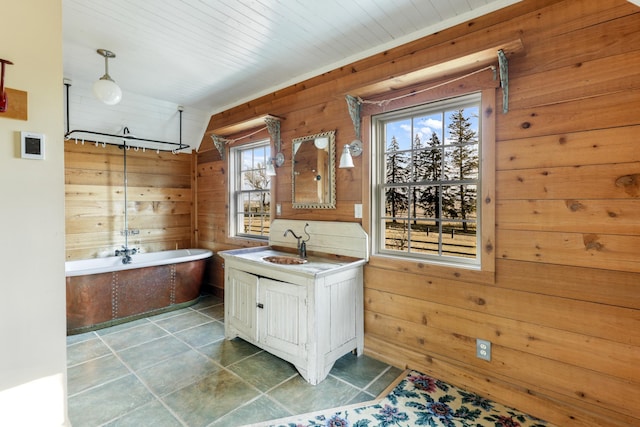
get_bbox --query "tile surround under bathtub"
[66,294,399,427]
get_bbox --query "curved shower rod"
[64,129,190,152]
[63,80,190,153]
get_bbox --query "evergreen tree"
[410,133,424,225]
[415,132,442,220]
[385,135,409,222]
[445,109,478,232]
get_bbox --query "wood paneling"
[65,142,194,260]
[195,1,640,426]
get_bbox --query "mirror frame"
[291,130,336,209]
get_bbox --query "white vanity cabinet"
[221,248,365,385]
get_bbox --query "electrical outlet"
[276,203,282,216]
[476,339,491,361]
[354,204,362,218]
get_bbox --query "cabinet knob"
[257,303,264,309]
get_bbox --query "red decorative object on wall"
[0,58,14,112]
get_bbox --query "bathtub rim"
[65,248,213,277]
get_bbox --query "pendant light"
[93,49,122,105]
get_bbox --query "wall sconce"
[339,140,362,169]
[93,49,122,105]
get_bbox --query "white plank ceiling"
[63,0,520,115]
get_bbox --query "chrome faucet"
[283,223,310,259]
[115,246,138,264]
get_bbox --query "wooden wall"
[196,0,640,425]
[65,142,194,260]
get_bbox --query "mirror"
[292,130,336,209]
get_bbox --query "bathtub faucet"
[115,246,138,264]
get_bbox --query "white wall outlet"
[476,339,491,361]
[354,204,362,218]
[276,203,282,216]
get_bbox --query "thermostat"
[21,131,45,160]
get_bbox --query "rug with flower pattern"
[251,370,555,427]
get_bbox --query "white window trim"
[370,90,495,274]
[229,139,272,240]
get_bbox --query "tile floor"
[66,294,402,427]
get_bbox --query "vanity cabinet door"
[258,278,307,362]
[226,268,258,340]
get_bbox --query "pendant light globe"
[93,49,122,105]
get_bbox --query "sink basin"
[262,255,307,265]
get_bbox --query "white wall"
[0,1,69,426]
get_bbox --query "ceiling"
[63,0,520,116]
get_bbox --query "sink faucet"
[283,223,310,259]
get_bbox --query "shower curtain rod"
[64,129,190,152]
[63,81,190,153]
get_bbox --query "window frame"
[229,139,272,241]
[368,87,495,277]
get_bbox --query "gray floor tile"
[137,349,221,396]
[95,317,151,336]
[154,310,212,333]
[198,303,224,320]
[66,299,399,427]
[174,320,225,348]
[117,335,191,371]
[66,330,97,346]
[67,354,130,396]
[209,395,292,427]
[227,350,298,392]
[101,322,168,351]
[190,294,223,310]
[365,365,404,397]
[103,400,183,427]
[148,307,193,321]
[68,374,155,426]
[67,337,112,366]
[329,352,391,389]
[268,374,360,414]
[348,390,377,405]
[198,337,262,366]
[162,369,259,427]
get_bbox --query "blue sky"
[385,107,479,152]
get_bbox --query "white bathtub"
[65,248,213,277]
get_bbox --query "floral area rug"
[251,370,555,427]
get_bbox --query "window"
[230,140,272,239]
[372,93,482,267]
